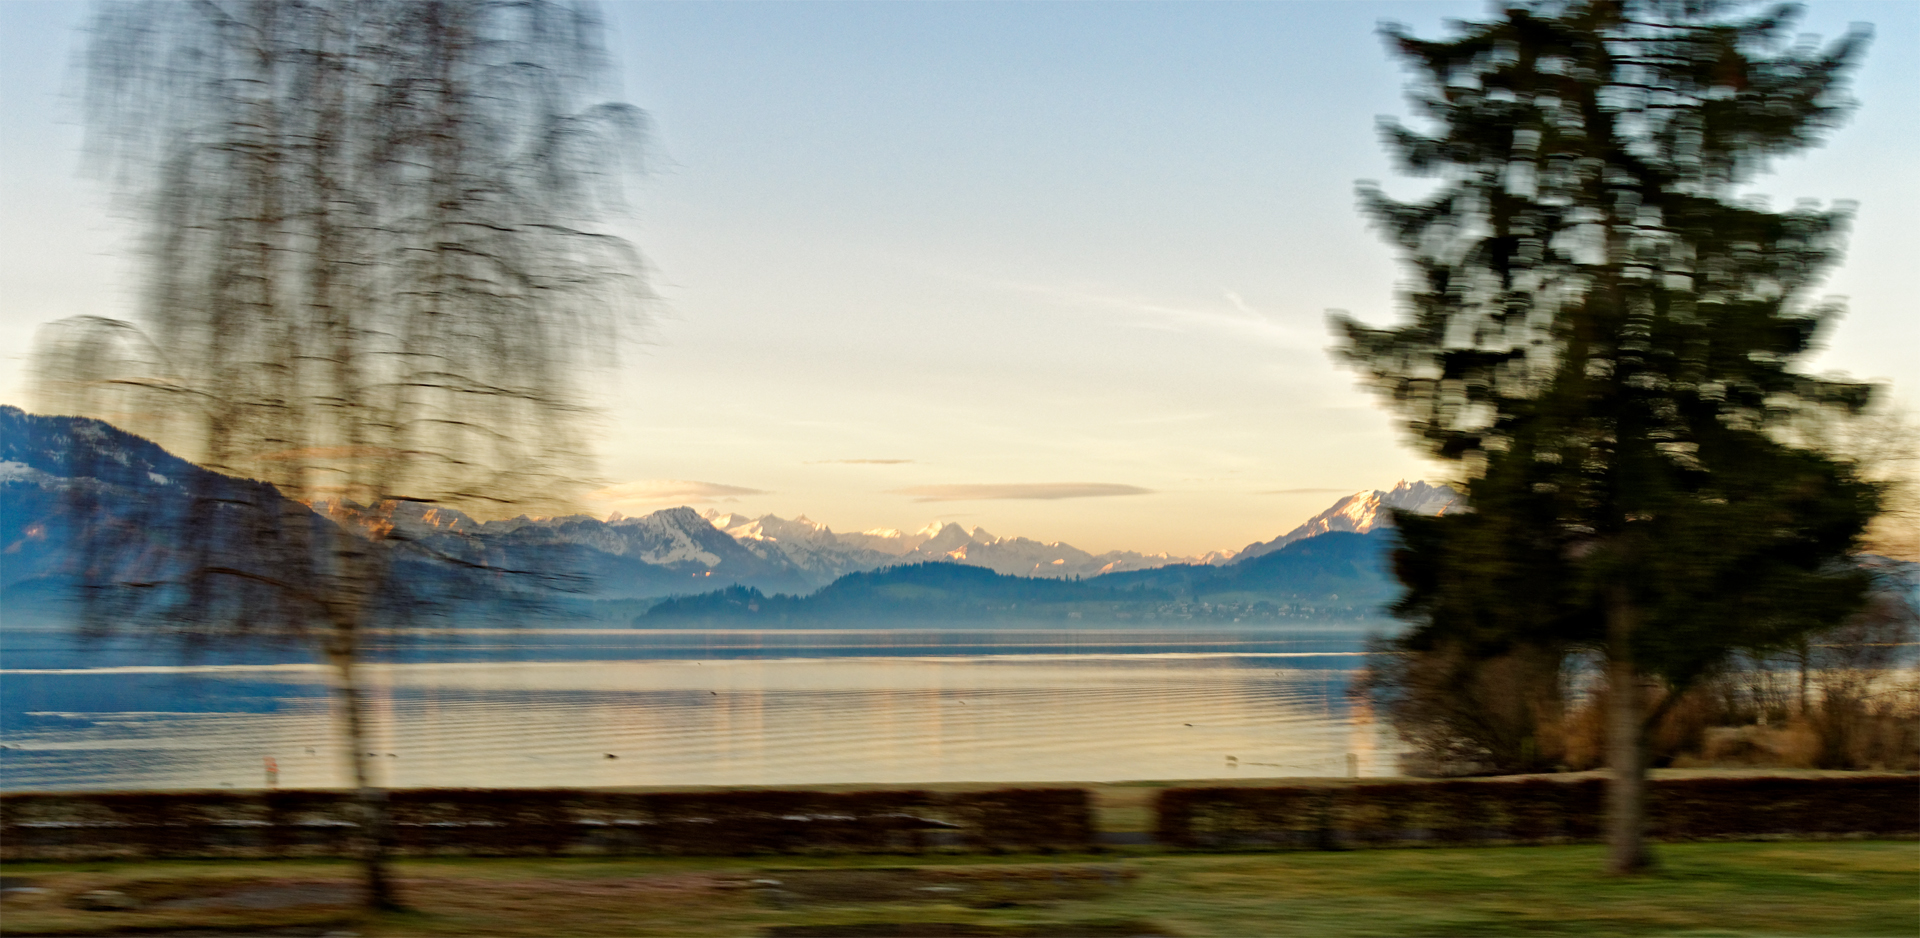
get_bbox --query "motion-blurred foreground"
[6,0,1919,924]
[26,0,644,907]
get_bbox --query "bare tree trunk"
[330,644,401,911]
[1606,588,1653,875]
[1796,641,1811,718]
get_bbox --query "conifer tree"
[1337,0,1880,873]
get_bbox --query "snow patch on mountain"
[0,460,55,485]
[1236,480,1462,562]
[697,509,898,581]
[526,507,729,567]
[689,509,1254,581]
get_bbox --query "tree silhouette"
[35,0,644,907]
[1337,0,1880,873]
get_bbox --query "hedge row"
[0,787,1094,861]
[6,776,1908,860]
[1154,776,1918,849]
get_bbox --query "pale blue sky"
[3,1,1914,555]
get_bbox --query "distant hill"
[639,530,1401,626]
[0,405,590,622]
[1095,529,1397,600]
[2,405,312,617]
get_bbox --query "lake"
[0,626,1402,791]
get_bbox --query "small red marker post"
[264,756,279,789]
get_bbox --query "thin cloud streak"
[953,273,1320,349]
[890,483,1153,503]
[588,479,768,506]
[1257,487,1356,495]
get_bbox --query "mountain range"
[699,511,1229,582]
[1,405,1459,619]
[694,478,1459,584]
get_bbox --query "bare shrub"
[1388,576,1916,774]
[1559,579,1917,772]
[1806,584,1920,769]
[1355,638,1567,775]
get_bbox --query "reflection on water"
[2,630,1400,791]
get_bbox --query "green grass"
[1124,842,1917,937]
[3,841,1914,936]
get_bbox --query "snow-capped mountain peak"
[915,521,979,556]
[1236,479,1462,562]
[699,509,755,530]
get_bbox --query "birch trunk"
[329,641,400,910]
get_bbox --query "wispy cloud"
[957,275,1318,349]
[807,458,915,465]
[1257,487,1355,495]
[889,483,1153,502]
[587,479,768,508]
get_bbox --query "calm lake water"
[0,626,1401,791]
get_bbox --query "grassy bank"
[3,841,1913,936]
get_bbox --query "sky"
[3,1,1915,557]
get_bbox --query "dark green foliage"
[0,787,1094,860]
[1152,776,1915,849]
[6,779,1910,860]
[944,789,1098,853]
[1339,1,1884,768]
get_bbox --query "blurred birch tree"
[1337,0,1881,873]
[35,0,644,907]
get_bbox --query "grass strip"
[2,841,1913,937]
